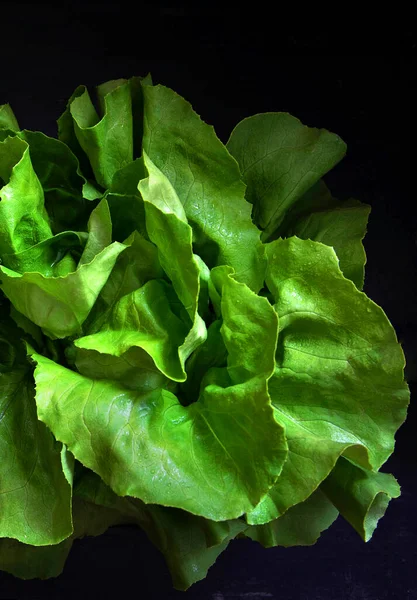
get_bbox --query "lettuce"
[0,76,410,591]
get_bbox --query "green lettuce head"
[0,76,410,591]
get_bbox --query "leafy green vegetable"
[0,103,19,131]
[0,494,129,580]
[0,76,410,590]
[75,278,193,380]
[321,456,401,542]
[16,130,94,234]
[244,488,339,548]
[284,191,371,290]
[72,345,177,394]
[141,83,267,293]
[74,467,247,590]
[0,136,52,256]
[0,318,73,545]
[226,112,347,241]
[0,240,126,338]
[69,80,134,189]
[246,237,408,525]
[30,264,287,521]
[106,159,148,241]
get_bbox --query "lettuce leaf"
[0,494,129,580]
[227,115,371,290]
[74,468,247,591]
[244,488,339,548]
[30,267,287,521]
[141,83,266,293]
[321,456,401,542]
[0,103,19,131]
[0,240,126,339]
[0,318,73,545]
[0,75,410,590]
[0,136,52,255]
[226,112,347,241]
[16,130,93,234]
[246,237,409,525]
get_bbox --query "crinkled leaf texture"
[0,75,411,590]
[0,318,73,545]
[227,115,370,290]
[246,237,409,525]
[141,83,267,293]
[30,267,287,521]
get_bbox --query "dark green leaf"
[226,113,347,241]
[0,323,73,544]
[321,456,401,541]
[245,488,338,547]
[0,104,19,131]
[74,468,247,591]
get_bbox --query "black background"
[1,3,416,599]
